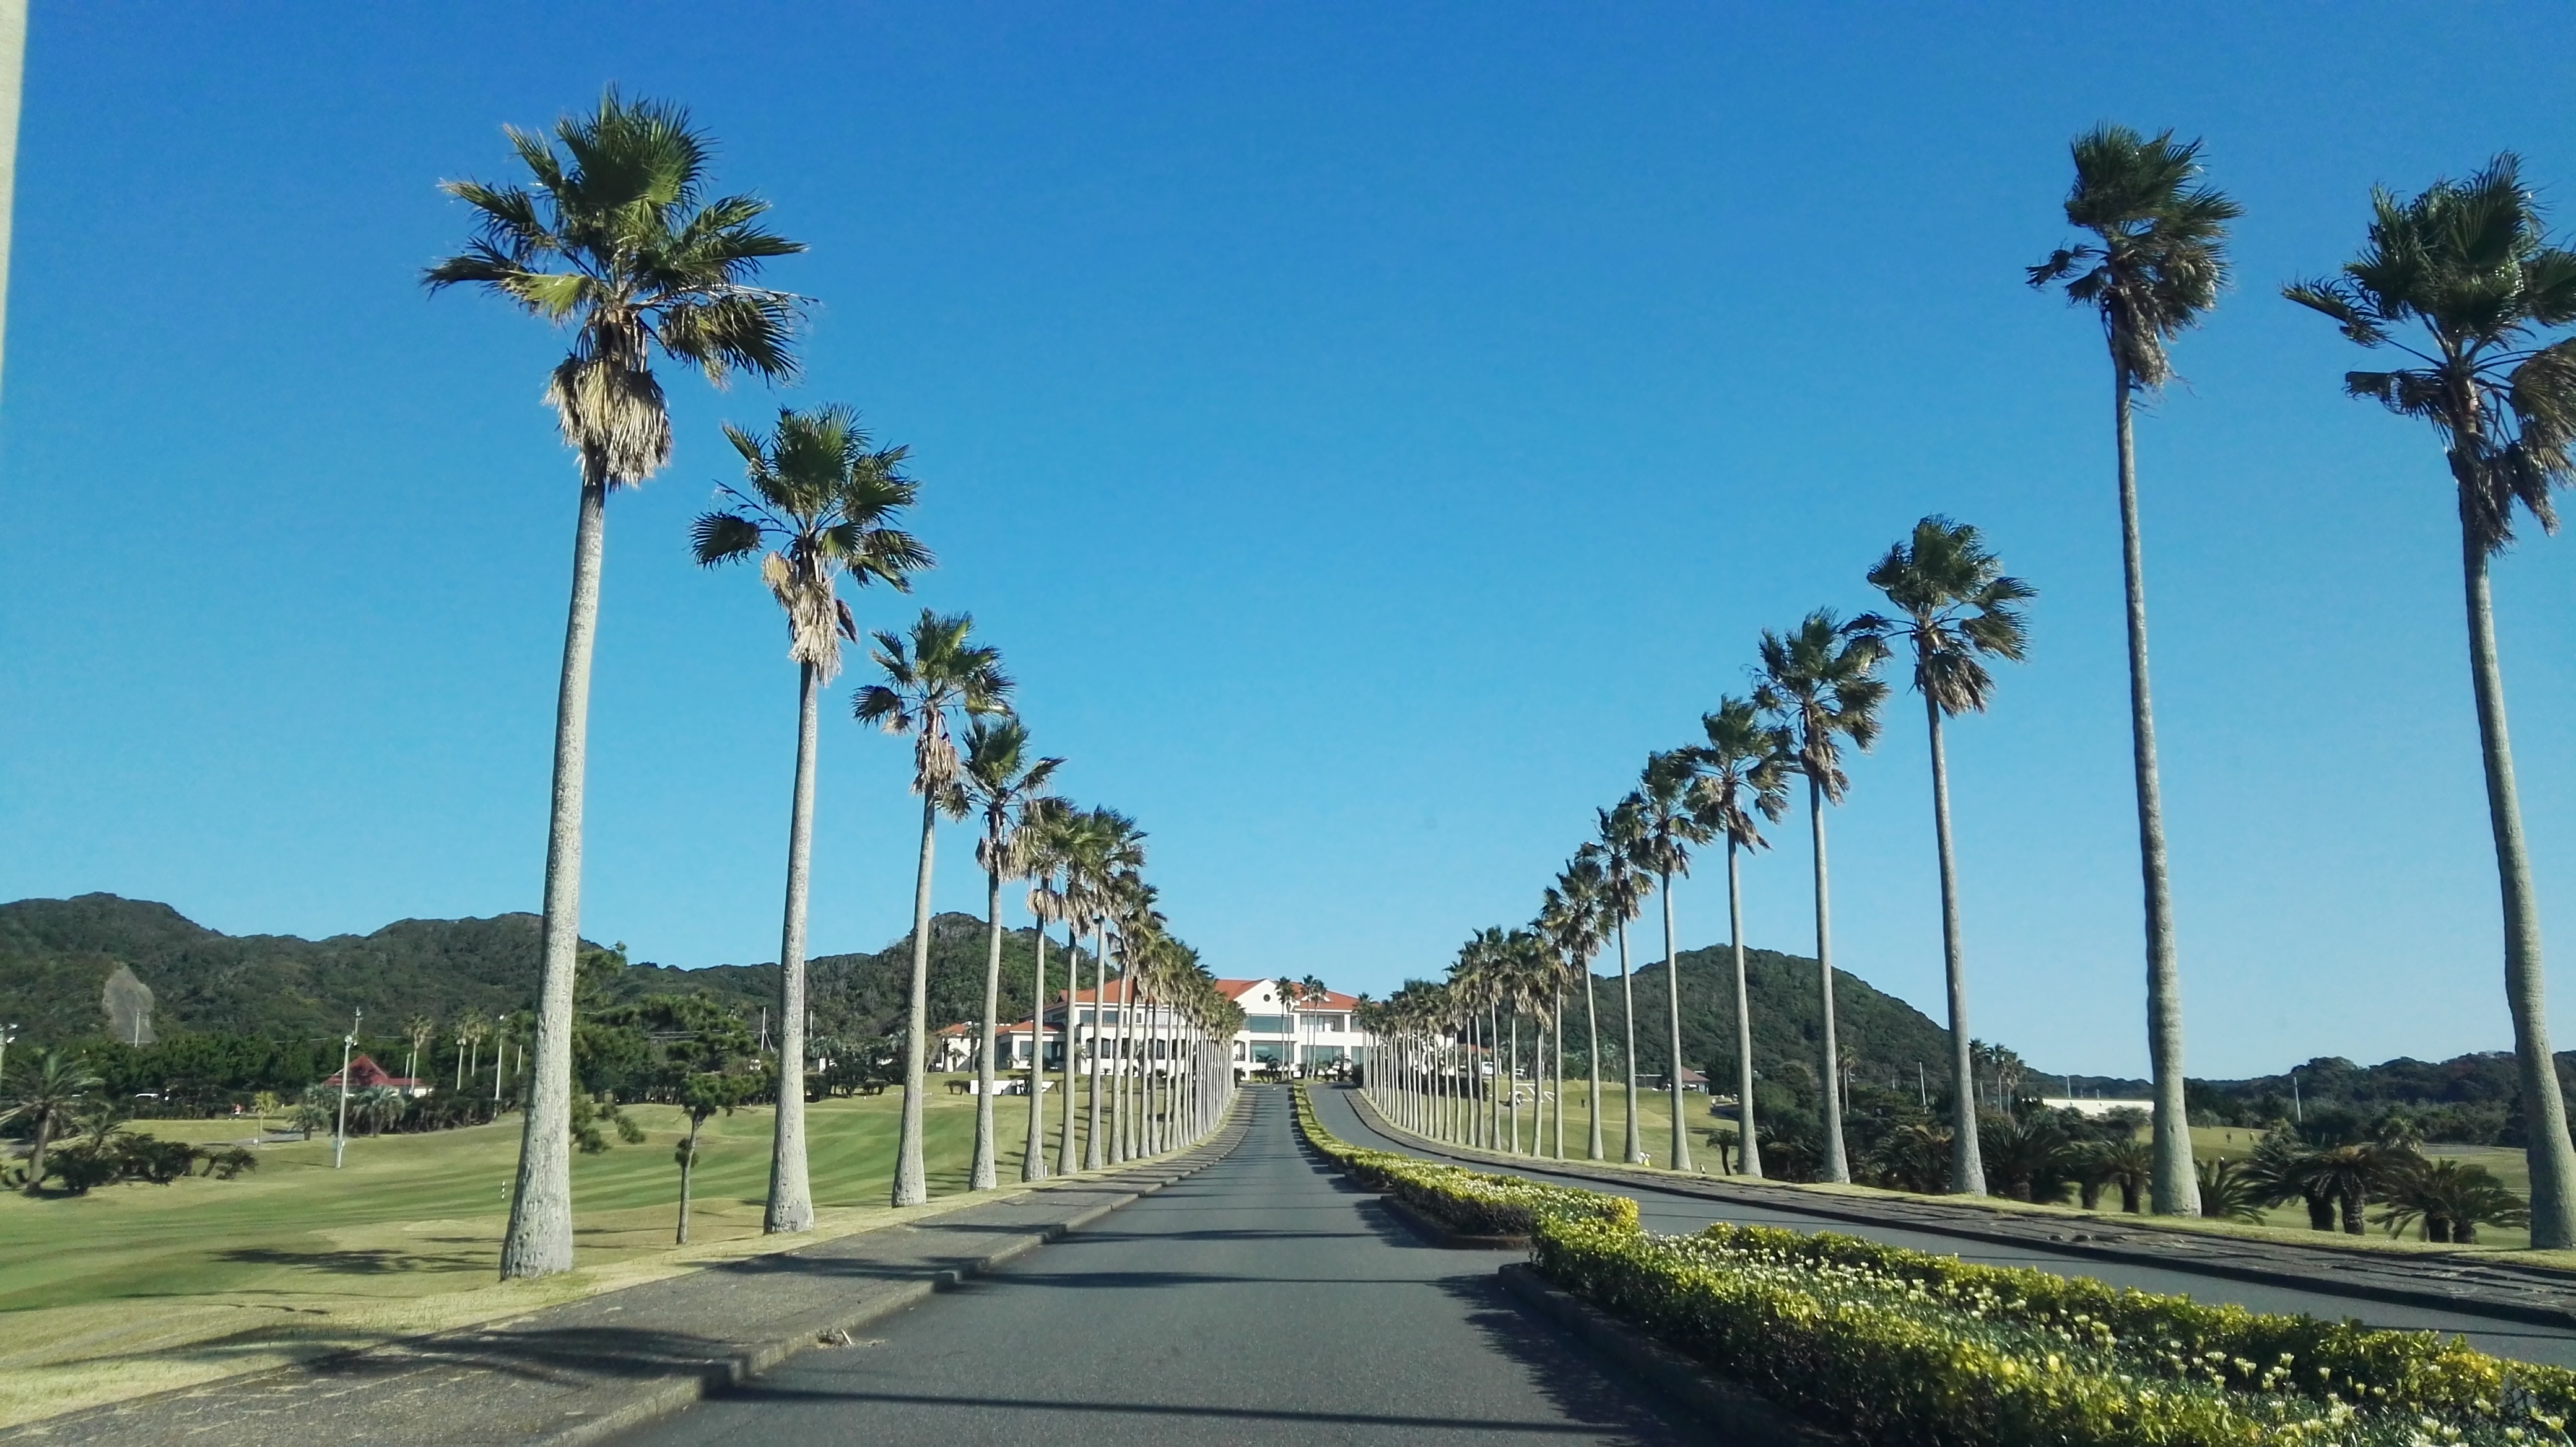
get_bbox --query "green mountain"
[1578,942,1957,1098]
[0,894,1095,1051]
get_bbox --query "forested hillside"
[1576,942,1955,1094]
[0,894,1095,1051]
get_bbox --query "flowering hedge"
[1291,1085,1635,1236]
[1294,1085,2569,1446]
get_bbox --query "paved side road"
[616,1087,1690,1447]
[1308,1085,2576,1368]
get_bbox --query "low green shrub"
[1292,1085,1634,1236]
[1298,1084,2568,1445]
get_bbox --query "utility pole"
[0,1023,17,1084]
[333,1008,361,1169]
[1917,1061,1926,1109]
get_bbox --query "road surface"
[616,1086,1689,1446]
[1307,1083,2576,1367]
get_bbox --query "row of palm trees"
[428,91,1234,1279]
[1375,127,2576,1240]
[1361,516,2029,1186]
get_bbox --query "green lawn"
[0,1077,1120,1427]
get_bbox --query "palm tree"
[2029,124,2237,1217]
[958,718,1063,1191]
[856,610,1013,1207]
[1858,517,2034,1196]
[1754,609,1888,1184]
[1533,883,1594,1161]
[1687,696,1789,1179]
[1632,750,1714,1171]
[2,1050,98,1193]
[697,404,928,1231]
[1019,797,1076,1181]
[1548,847,1610,1160]
[1596,800,1650,1164]
[428,92,804,1278]
[2285,156,2576,1247]
[402,1016,435,1088]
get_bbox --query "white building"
[929,977,1377,1080]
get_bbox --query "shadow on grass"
[213,1249,489,1276]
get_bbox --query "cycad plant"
[856,610,1012,1207]
[1754,610,1887,1184]
[2285,155,2576,1247]
[428,90,804,1277]
[1632,750,1715,1171]
[1596,801,1651,1165]
[2029,123,2237,1217]
[695,404,927,1231]
[1687,696,1789,1178]
[960,718,1062,1190]
[2,1050,98,1193]
[1858,517,2033,1196]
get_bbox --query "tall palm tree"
[2286,157,2576,1245]
[1632,751,1715,1171]
[1687,696,1790,1178]
[2,1050,98,1193]
[961,717,1063,1190]
[1754,609,1888,1184]
[856,610,1013,1207]
[1858,517,2034,1196]
[2029,124,2237,1216]
[1019,797,1076,1181]
[1549,846,1609,1159]
[428,92,804,1278]
[1596,800,1650,1165]
[1534,881,1593,1161]
[402,1016,436,1088]
[695,404,928,1231]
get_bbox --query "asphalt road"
[616,1086,1690,1447]
[1307,1083,2576,1368]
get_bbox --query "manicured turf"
[0,1075,1129,1427]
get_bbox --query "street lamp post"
[0,1023,17,1084]
[333,1008,361,1169]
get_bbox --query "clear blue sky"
[4,3,2572,1080]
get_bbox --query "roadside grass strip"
[1292,1086,2576,1447]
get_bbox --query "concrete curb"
[1339,1088,2576,1331]
[533,1099,1255,1447]
[1495,1262,1844,1446]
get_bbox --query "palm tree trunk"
[971,852,1004,1191]
[762,661,820,1233]
[1085,925,1106,1169]
[2463,530,2576,1245]
[1811,776,1850,1184]
[1728,840,1762,1179]
[1509,1013,1523,1153]
[675,1117,701,1246]
[1057,929,1079,1175]
[1112,965,1134,1162]
[1925,697,1985,1197]
[1552,992,1565,1160]
[891,792,939,1208]
[1583,964,1604,1160]
[501,478,607,1280]
[2113,377,2197,1215]
[1617,919,1644,1164]
[1661,867,1692,1172]
[1024,923,1049,1182]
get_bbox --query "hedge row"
[1290,1085,1635,1236]
[1292,1085,2575,1447]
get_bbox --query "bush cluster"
[1292,1085,2575,1447]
